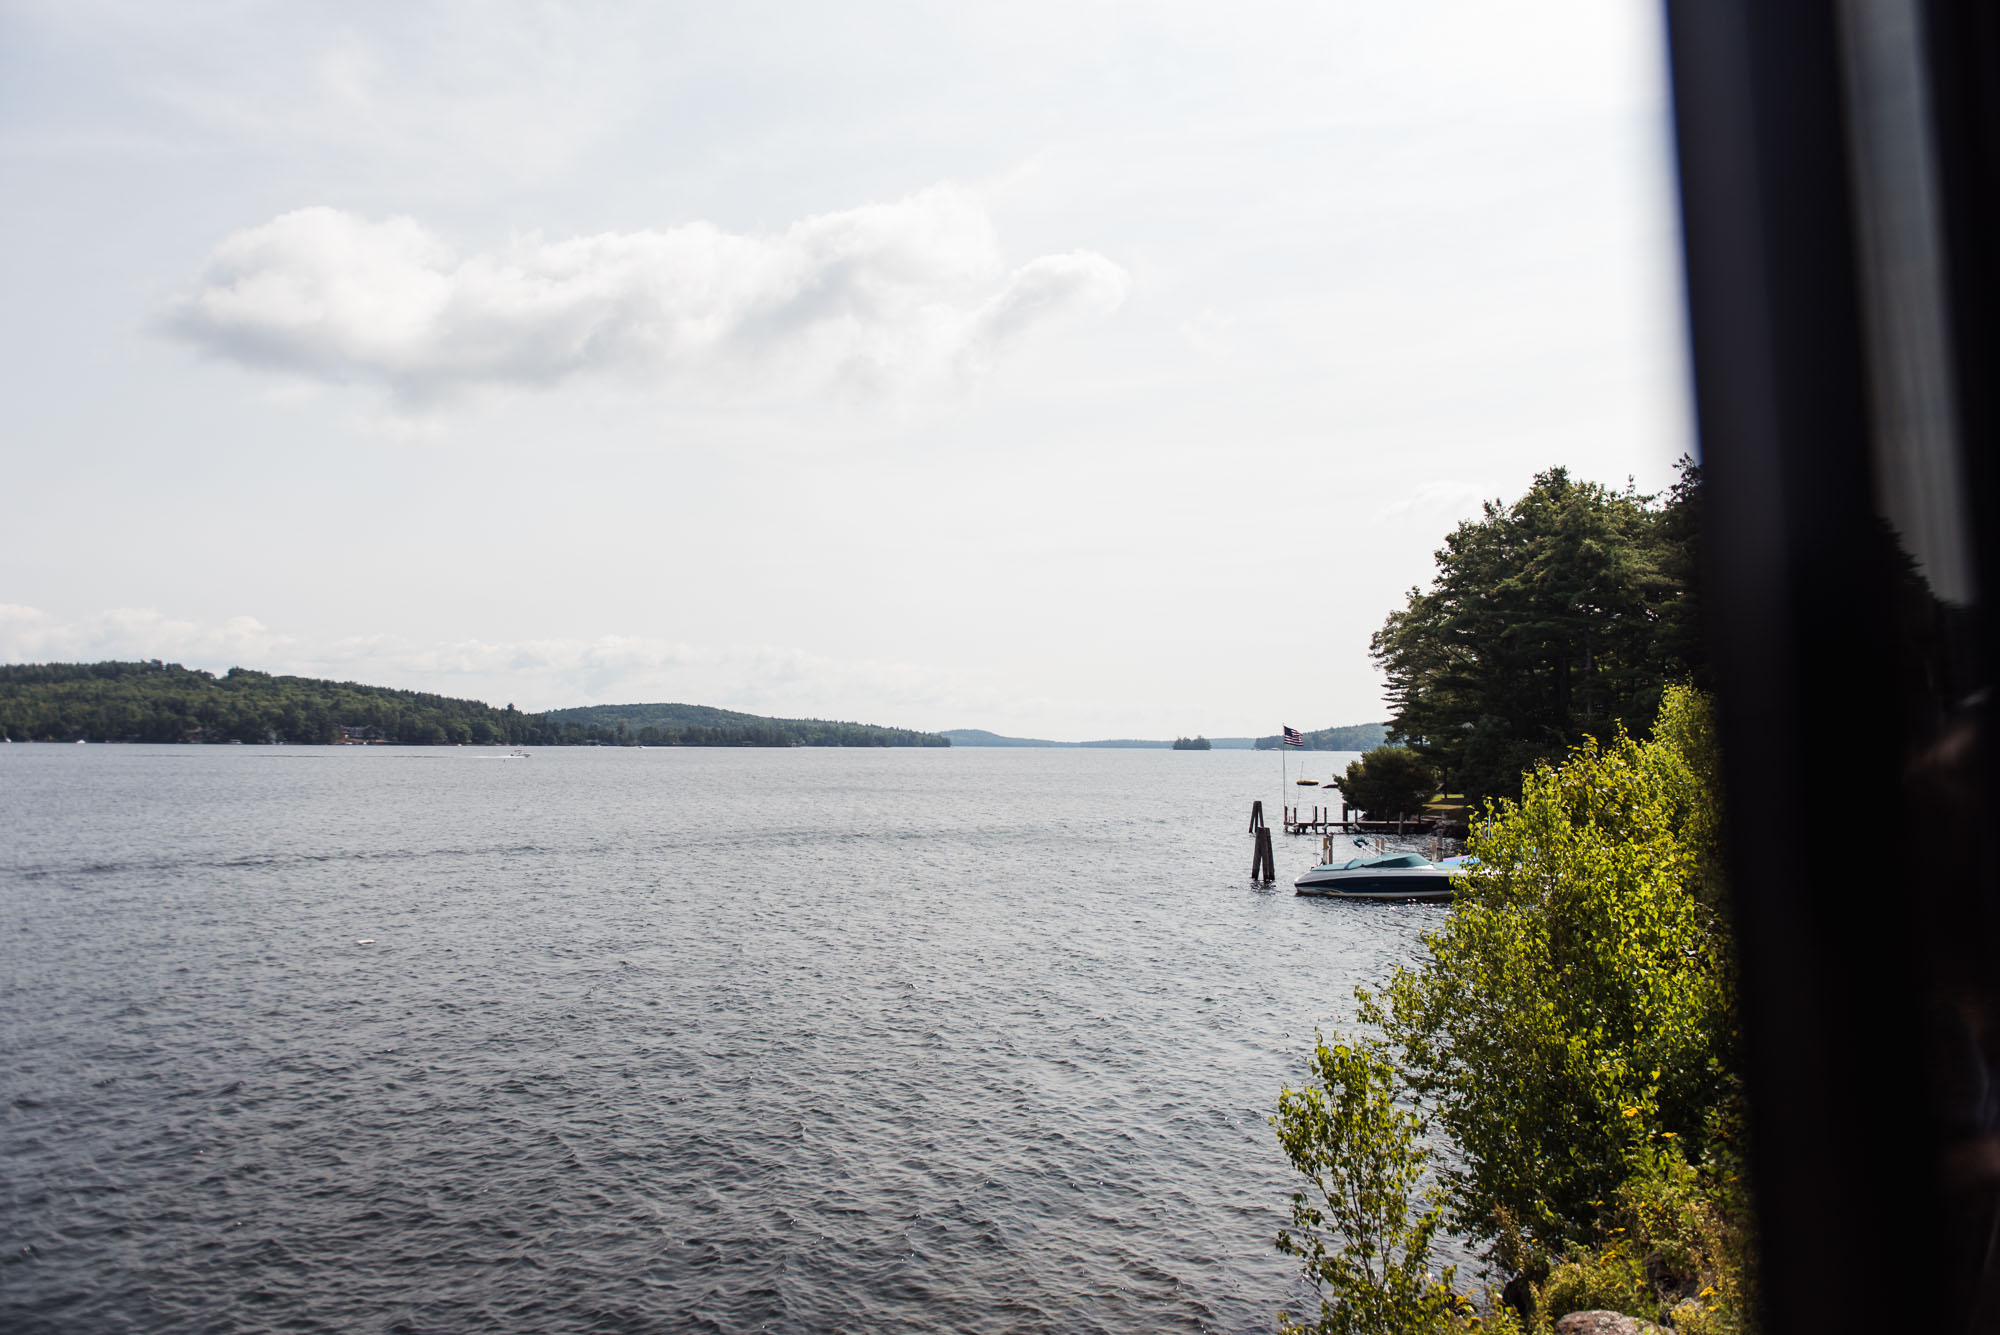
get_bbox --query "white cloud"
[167,188,1128,404]
[958,252,1130,374]
[0,604,292,665]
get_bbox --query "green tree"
[1273,1034,1462,1335]
[1370,463,1703,804]
[1330,746,1438,819]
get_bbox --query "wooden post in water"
[1251,826,1277,882]
[1249,800,1266,833]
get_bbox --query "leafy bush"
[1374,685,1737,1250]
[1535,1241,1657,1326]
[1524,1127,1753,1333]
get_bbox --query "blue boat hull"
[1293,867,1454,902]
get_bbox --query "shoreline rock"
[1553,1312,1670,1335]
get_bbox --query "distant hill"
[0,662,949,747]
[1251,722,1389,751]
[543,702,948,748]
[942,729,1257,749]
[940,728,1060,747]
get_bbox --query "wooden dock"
[1281,803,1432,836]
[1252,800,1463,877]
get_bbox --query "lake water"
[0,744,1444,1334]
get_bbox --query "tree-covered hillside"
[0,662,589,745]
[541,702,949,747]
[1252,722,1389,751]
[0,662,950,747]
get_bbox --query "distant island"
[939,724,1387,750]
[941,729,1258,749]
[1250,722,1389,751]
[0,662,951,748]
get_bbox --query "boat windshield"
[1340,852,1431,870]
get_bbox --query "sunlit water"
[1,744,1447,1334]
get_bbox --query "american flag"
[1282,725,1304,747]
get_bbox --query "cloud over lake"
[167,187,1128,404]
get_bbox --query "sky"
[0,0,1692,740]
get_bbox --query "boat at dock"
[1295,850,1456,902]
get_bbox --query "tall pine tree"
[1370,462,1705,803]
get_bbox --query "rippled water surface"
[1,745,1443,1333]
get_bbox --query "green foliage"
[0,661,951,747]
[1534,1240,1658,1326]
[1273,1033,1463,1335]
[1330,746,1439,819]
[1254,722,1390,751]
[1375,685,1736,1250]
[1272,686,1756,1335]
[1371,461,1707,804]
[1172,735,1213,750]
[1529,1120,1755,1334]
[1648,681,1727,915]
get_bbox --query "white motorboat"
[1294,850,1456,902]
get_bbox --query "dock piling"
[1251,826,1276,883]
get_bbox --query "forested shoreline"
[1251,722,1388,751]
[0,662,950,748]
[542,700,949,747]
